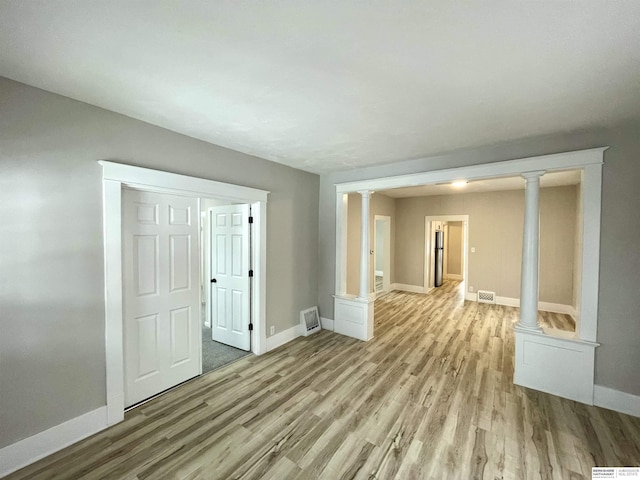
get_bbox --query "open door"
[122,189,201,407]
[210,204,251,351]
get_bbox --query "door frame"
[100,161,269,426]
[424,215,469,291]
[373,215,391,295]
[208,204,252,351]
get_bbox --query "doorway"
[121,190,257,407]
[200,200,252,375]
[423,215,469,292]
[101,161,268,425]
[374,215,391,296]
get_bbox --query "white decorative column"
[517,171,545,332]
[358,190,373,300]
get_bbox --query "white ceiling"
[380,169,581,198]
[1,2,639,174]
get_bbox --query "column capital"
[357,190,374,197]
[521,170,546,181]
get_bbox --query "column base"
[514,328,598,404]
[514,322,543,333]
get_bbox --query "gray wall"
[0,78,319,448]
[394,186,577,305]
[319,119,640,396]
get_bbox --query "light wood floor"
[538,310,576,333]
[6,281,639,479]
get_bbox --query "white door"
[210,204,251,351]
[123,189,201,407]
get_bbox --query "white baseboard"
[391,283,426,294]
[594,385,640,418]
[266,324,301,352]
[496,295,519,307]
[0,406,109,477]
[375,270,383,277]
[445,273,463,280]
[538,301,577,316]
[106,392,125,426]
[320,317,334,331]
[465,292,576,316]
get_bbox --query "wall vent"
[300,306,321,336]
[477,290,496,304]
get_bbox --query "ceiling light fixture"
[451,180,468,188]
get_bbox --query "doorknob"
[211,278,217,283]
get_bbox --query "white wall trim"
[465,292,576,316]
[335,147,606,193]
[444,274,463,280]
[320,317,334,331]
[100,161,269,428]
[392,283,427,294]
[0,407,108,478]
[594,385,640,418]
[375,270,384,277]
[578,163,602,342]
[539,302,576,316]
[266,325,301,351]
[100,161,268,203]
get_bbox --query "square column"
[333,190,375,341]
[358,190,373,300]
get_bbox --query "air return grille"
[300,307,321,336]
[477,290,496,304]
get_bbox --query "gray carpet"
[202,325,251,374]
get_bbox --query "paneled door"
[210,204,251,351]
[123,189,200,407]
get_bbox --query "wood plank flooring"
[538,310,576,333]
[5,281,639,479]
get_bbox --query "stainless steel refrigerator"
[434,230,444,287]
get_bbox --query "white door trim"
[100,161,269,426]
[335,147,606,193]
[423,215,469,291]
[373,215,391,295]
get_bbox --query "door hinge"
[248,216,254,224]
[249,269,254,277]
[249,323,254,331]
